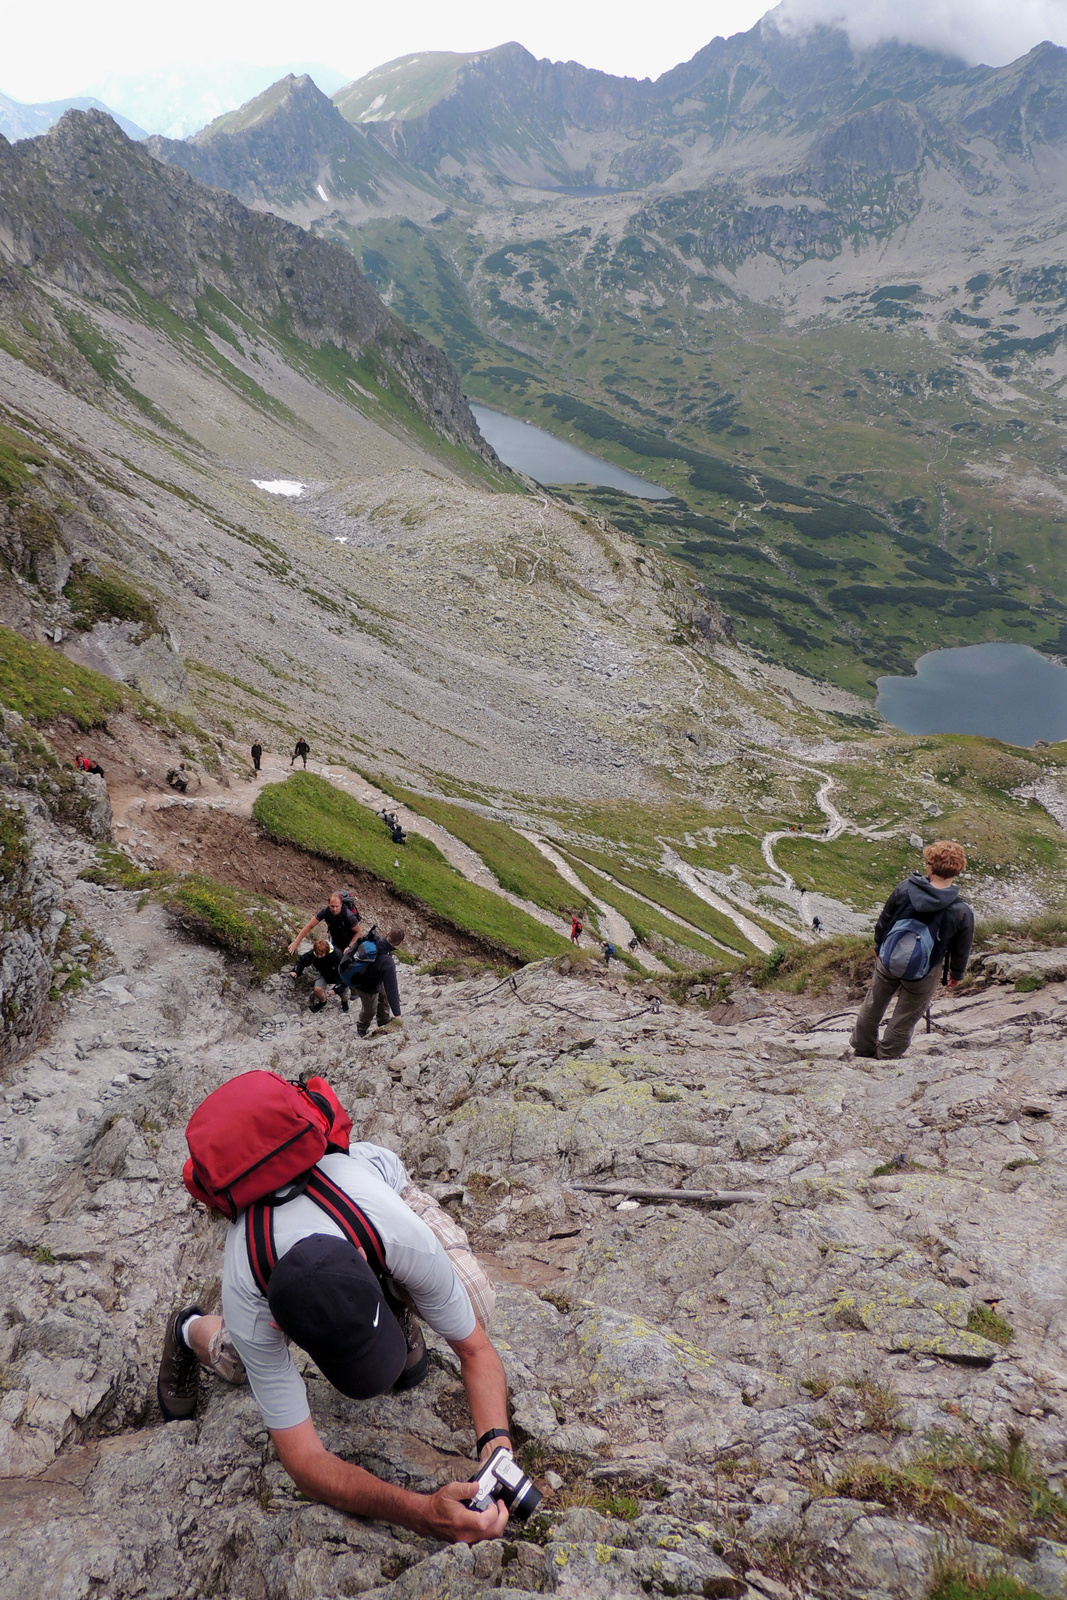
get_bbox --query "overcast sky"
[4,0,1066,103]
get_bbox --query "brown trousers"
[357,982,392,1034]
[851,956,942,1059]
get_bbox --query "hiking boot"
[308,995,326,1013]
[205,1324,247,1386]
[340,998,349,1013]
[158,1304,204,1421]
[337,986,351,1005]
[392,1308,428,1392]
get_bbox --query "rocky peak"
[144,72,424,210]
[9,110,494,461]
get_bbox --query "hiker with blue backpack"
[338,924,405,1035]
[850,840,973,1060]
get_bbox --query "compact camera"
[467,1446,543,1522]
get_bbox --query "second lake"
[876,642,1067,746]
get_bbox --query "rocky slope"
[2,848,1067,1599]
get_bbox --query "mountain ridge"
[2,108,493,466]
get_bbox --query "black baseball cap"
[267,1235,406,1400]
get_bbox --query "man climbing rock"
[158,1122,511,1544]
[851,840,973,1060]
[291,737,310,768]
[288,892,360,960]
[339,925,405,1036]
[293,937,345,1012]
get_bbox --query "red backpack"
[183,1071,353,1221]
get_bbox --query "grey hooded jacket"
[873,872,974,981]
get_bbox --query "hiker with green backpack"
[850,840,973,1060]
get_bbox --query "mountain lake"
[472,404,671,499]
[877,642,1067,746]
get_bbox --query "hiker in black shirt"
[251,741,262,773]
[851,840,973,1060]
[288,893,360,959]
[292,738,310,769]
[293,939,345,1011]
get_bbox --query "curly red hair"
[923,840,967,878]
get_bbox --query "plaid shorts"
[400,1182,496,1332]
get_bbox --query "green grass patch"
[967,1306,1014,1347]
[558,852,737,968]
[79,844,171,893]
[0,418,49,496]
[774,830,915,911]
[380,781,588,919]
[976,911,1067,951]
[745,934,876,994]
[558,843,757,955]
[929,1571,1045,1600]
[826,1427,1065,1555]
[163,874,292,978]
[253,774,571,963]
[0,622,126,728]
[64,564,160,637]
[0,799,29,891]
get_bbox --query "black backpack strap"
[246,1200,278,1297]
[244,1169,389,1297]
[304,1169,388,1278]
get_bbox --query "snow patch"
[315,184,330,203]
[252,479,305,497]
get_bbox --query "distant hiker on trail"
[338,925,406,1037]
[293,938,346,1012]
[851,840,973,1061]
[569,915,583,945]
[288,892,360,958]
[601,941,616,966]
[251,741,262,773]
[380,809,406,844]
[75,753,105,778]
[291,738,310,769]
[167,764,189,793]
[811,916,823,934]
[627,935,640,954]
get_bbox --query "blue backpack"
[879,913,943,980]
[338,925,380,985]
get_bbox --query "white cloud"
[0,1,766,104]
[772,0,1067,68]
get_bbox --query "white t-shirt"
[222,1143,475,1430]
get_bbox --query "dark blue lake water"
[471,404,671,500]
[876,642,1067,746]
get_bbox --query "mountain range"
[0,90,145,144]
[3,37,1067,946]
[136,16,1067,697]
